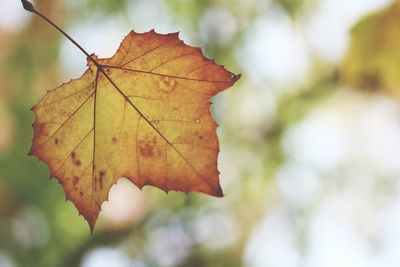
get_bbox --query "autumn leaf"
[24,0,240,230]
[341,2,400,95]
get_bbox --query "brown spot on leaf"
[71,152,76,159]
[139,137,159,157]
[73,176,79,186]
[194,131,204,140]
[112,137,118,144]
[75,160,81,166]
[140,144,154,157]
[55,138,58,145]
[159,77,177,92]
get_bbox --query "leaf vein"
[120,36,174,67]
[37,83,94,108]
[32,91,95,154]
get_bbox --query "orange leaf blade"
[30,30,240,230]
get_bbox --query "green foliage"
[342,2,400,95]
[86,0,131,14]
[273,0,305,19]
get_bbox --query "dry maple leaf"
[23,0,240,230]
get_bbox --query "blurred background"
[1,0,400,266]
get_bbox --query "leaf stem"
[21,0,98,66]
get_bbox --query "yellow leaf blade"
[30,30,240,230]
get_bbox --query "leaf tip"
[27,147,34,156]
[170,31,180,38]
[88,219,97,234]
[78,210,98,233]
[212,185,224,197]
[21,0,36,12]
[232,72,241,82]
